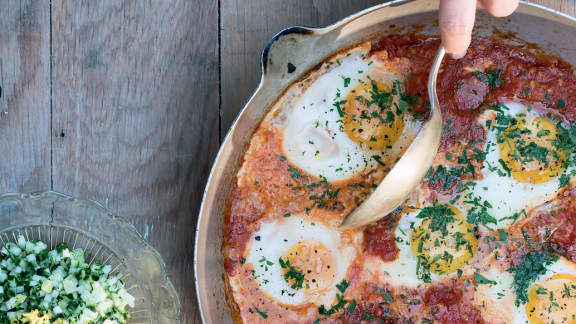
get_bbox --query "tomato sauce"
[224,34,576,323]
[521,185,576,262]
[362,212,400,261]
[372,35,576,150]
[338,276,483,323]
[423,281,484,324]
[223,124,379,275]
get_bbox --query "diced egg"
[244,215,356,306]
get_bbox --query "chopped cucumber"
[0,235,134,323]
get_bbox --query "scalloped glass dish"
[0,191,181,323]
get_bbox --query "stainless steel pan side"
[195,1,576,323]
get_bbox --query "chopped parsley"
[536,129,550,138]
[416,203,456,236]
[258,256,274,268]
[553,120,576,187]
[318,293,346,316]
[426,164,470,191]
[464,193,498,228]
[380,288,395,305]
[362,313,375,319]
[342,76,351,88]
[333,98,347,118]
[288,167,300,179]
[347,299,356,314]
[279,257,305,290]
[498,158,511,177]
[336,280,350,293]
[255,307,268,319]
[412,204,456,283]
[559,173,571,188]
[372,155,386,166]
[473,69,504,88]
[308,185,340,209]
[516,141,550,165]
[317,280,351,317]
[521,87,531,96]
[536,287,548,295]
[425,144,485,192]
[474,272,497,285]
[508,249,558,305]
[497,229,509,242]
[500,209,527,224]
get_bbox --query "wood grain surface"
[0,0,51,192]
[50,1,218,323]
[0,0,574,323]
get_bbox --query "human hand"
[439,0,519,59]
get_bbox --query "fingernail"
[449,51,466,59]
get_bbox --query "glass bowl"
[0,191,181,323]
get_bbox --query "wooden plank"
[220,0,384,138]
[0,0,51,192]
[50,1,219,322]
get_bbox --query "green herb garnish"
[255,307,268,319]
[508,249,558,305]
[474,272,497,285]
[473,69,504,88]
[279,257,305,289]
[416,203,456,236]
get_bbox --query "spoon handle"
[428,45,445,113]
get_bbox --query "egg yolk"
[526,273,576,324]
[343,80,405,151]
[499,117,568,184]
[282,240,336,298]
[411,206,478,275]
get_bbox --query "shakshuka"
[223,34,576,324]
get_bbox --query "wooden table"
[1,0,573,322]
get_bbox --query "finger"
[439,0,477,59]
[479,0,519,17]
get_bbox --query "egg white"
[384,209,428,288]
[245,215,356,306]
[475,267,519,323]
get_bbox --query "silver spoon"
[340,45,445,229]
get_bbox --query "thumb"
[439,0,477,59]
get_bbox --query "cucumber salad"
[0,235,134,323]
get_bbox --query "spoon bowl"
[339,45,445,229]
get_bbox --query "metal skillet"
[195,1,576,323]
